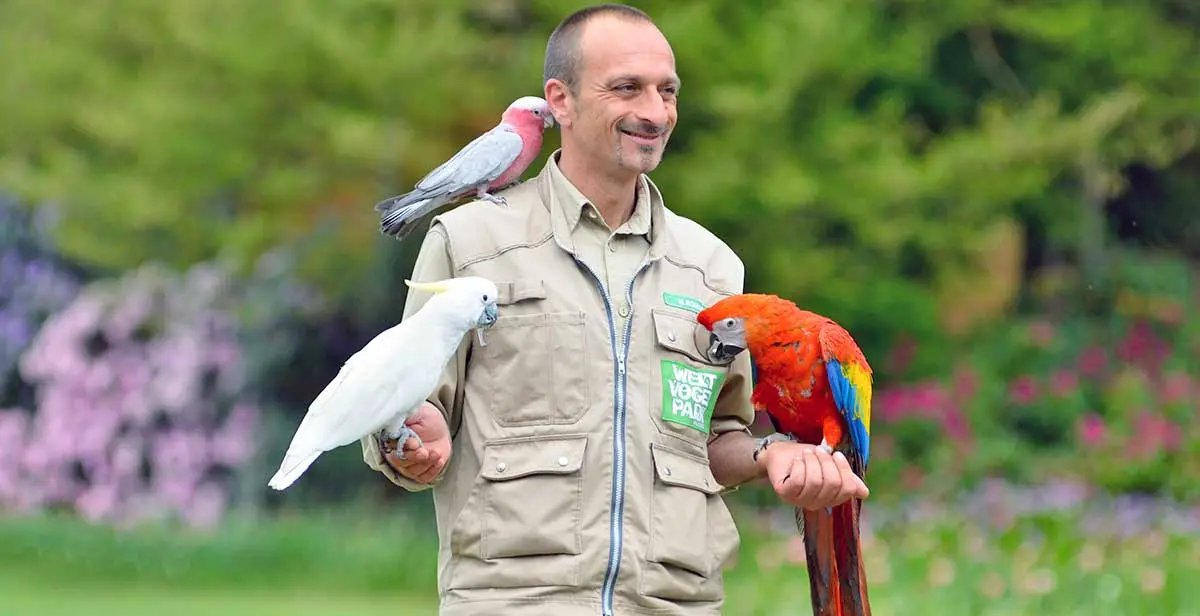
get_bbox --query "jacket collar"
[536,149,673,262]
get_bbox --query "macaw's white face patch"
[659,359,725,433]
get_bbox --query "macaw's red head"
[696,293,799,363]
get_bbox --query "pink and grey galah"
[374,96,555,239]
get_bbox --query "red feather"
[698,294,873,616]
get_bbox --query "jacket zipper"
[574,257,651,616]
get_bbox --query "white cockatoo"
[267,276,500,491]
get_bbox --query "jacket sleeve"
[360,224,467,491]
[708,352,755,442]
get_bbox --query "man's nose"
[634,90,670,127]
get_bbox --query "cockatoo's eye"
[482,294,490,303]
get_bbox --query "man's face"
[550,17,680,179]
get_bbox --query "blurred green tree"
[0,0,1195,369]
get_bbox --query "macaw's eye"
[723,318,736,328]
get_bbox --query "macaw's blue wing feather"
[824,357,872,473]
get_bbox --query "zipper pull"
[617,358,627,376]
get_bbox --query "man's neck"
[557,149,638,230]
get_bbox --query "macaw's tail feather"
[798,499,872,616]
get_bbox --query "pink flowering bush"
[869,249,1200,501]
[0,195,83,397]
[0,252,320,528]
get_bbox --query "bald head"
[543,4,655,94]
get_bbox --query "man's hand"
[381,403,452,484]
[757,441,869,510]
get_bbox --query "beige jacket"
[361,151,756,616]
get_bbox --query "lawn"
[0,491,1196,616]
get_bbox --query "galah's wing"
[414,127,525,195]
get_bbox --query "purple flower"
[1077,345,1109,378]
[1076,414,1107,448]
[1027,319,1055,348]
[2,259,280,528]
[1008,376,1040,405]
[1049,369,1079,398]
[1160,371,1192,406]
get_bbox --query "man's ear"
[544,79,573,129]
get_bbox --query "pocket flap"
[481,434,588,481]
[650,443,721,495]
[651,309,709,364]
[496,279,546,305]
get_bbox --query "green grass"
[0,585,437,616]
[0,504,1196,616]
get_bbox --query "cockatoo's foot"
[477,189,508,207]
[817,437,834,455]
[384,424,423,461]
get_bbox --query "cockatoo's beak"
[404,279,450,294]
[543,113,555,129]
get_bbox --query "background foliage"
[0,0,1197,613]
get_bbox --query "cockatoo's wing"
[267,322,440,490]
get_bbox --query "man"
[360,4,869,615]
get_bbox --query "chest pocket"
[649,308,730,445]
[476,278,590,427]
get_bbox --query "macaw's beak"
[706,332,745,364]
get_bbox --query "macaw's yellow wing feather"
[819,326,873,474]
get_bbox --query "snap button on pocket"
[557,456,569,467]
[496,462,507,473]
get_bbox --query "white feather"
[267,276,499,490]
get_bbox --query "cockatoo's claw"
[386,424,423,461]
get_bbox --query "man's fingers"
[811,449,841,507]
[413,458,446,483]
[766,447,795,489]
[827,451,858,505]
[794,450,825,507]
[831,451,869,500]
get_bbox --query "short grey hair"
[543,4,654,94]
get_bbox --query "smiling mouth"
[620,129,660,144]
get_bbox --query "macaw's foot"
[753,432,796,462]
